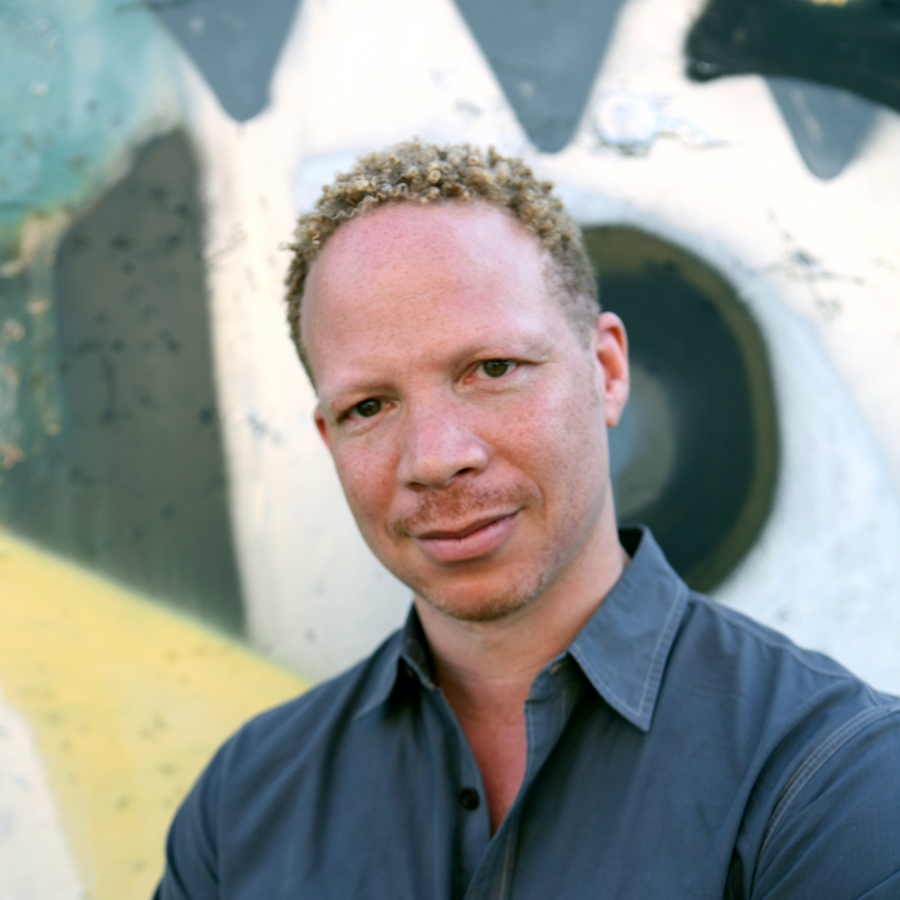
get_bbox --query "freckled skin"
[302,200,630,832]
[302,200,628,623]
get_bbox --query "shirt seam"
[694,594,876,689]
[756,704,900,864]
[497,828,515,900]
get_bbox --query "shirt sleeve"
[750,704,900,900]
[152,745,225,900]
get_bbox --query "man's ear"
[593,311,629,428]
[313,406,331,450]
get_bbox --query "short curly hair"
[285,139,599,379]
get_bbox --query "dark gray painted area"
[4,130,244,634]
[453,0,629,153]
[585,226,778,592]
[767,77,879,181]
[149,0,301,121]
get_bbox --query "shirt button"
[459,788,480,811]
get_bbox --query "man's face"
[303,201,628,622]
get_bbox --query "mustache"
[391,483,533,538]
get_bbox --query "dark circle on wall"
[582,226,779,593]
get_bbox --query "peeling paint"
[590,90,727,156]
[763,209,865,323]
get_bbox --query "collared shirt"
[155,528,900,899]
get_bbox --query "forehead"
[305,199,548,305]
[300,201,566,381]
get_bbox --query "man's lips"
[412,511,519,564]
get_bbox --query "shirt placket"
[459,657,587,900]
[420,687,493,900]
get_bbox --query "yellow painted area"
[0,527,310,900]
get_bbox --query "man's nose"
[397,401,490,489]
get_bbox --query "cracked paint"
[590,90,727,156]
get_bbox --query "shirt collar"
[568,526,689,732]
[355,526,689,731]
[354,607,436,720]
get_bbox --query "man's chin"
[415,574,545,623]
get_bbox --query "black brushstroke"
[585,226,778,592]
[686,0,900,116]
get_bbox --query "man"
[155,141,900,899]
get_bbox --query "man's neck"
[414,515,628,832]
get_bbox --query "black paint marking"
[149,0,302,121]
[453,0,629,153]
[686,0,900,114]
[5,130,245,634]
[686,0,899,179]
[585,226,778,592]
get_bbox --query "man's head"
[292,142,629,624]
[286,140,599,380]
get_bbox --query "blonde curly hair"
[285,139,599,377]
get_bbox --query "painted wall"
[1,0,899,896]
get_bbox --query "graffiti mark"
[0,528,307,900]
[687,0,900,113]
[147,0,302,122]
[590,90,727,157]
[585,225,778,592]
[0,360,23,471]
[207,223,248,268]
[767,77,879,180]
[686,0,899,178]
[764,209,864,321]
[247,413,282,444]
[2,130,245,634]
[453,0,631,152]
[0,1,181,248]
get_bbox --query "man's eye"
[353,398,382,418]
[480,359,514,378]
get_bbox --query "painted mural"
[1,0,899,896]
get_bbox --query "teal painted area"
[0,0,184,255]
[0,3,247,632]
[0,0,184,478]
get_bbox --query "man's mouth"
[412,512,520,564]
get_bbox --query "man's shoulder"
[680,588,891,699]
[672,594,900,898]
[674,589,900,798]
[664,588,900,774]
[614,526,897,726]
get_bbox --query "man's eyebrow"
[317,377,390,411]
[450,333,554,360]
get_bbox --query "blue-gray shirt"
[155,528,900,899]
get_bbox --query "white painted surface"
[172,0,900,688]
[713,286,900,696]
[0,691,83,900]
